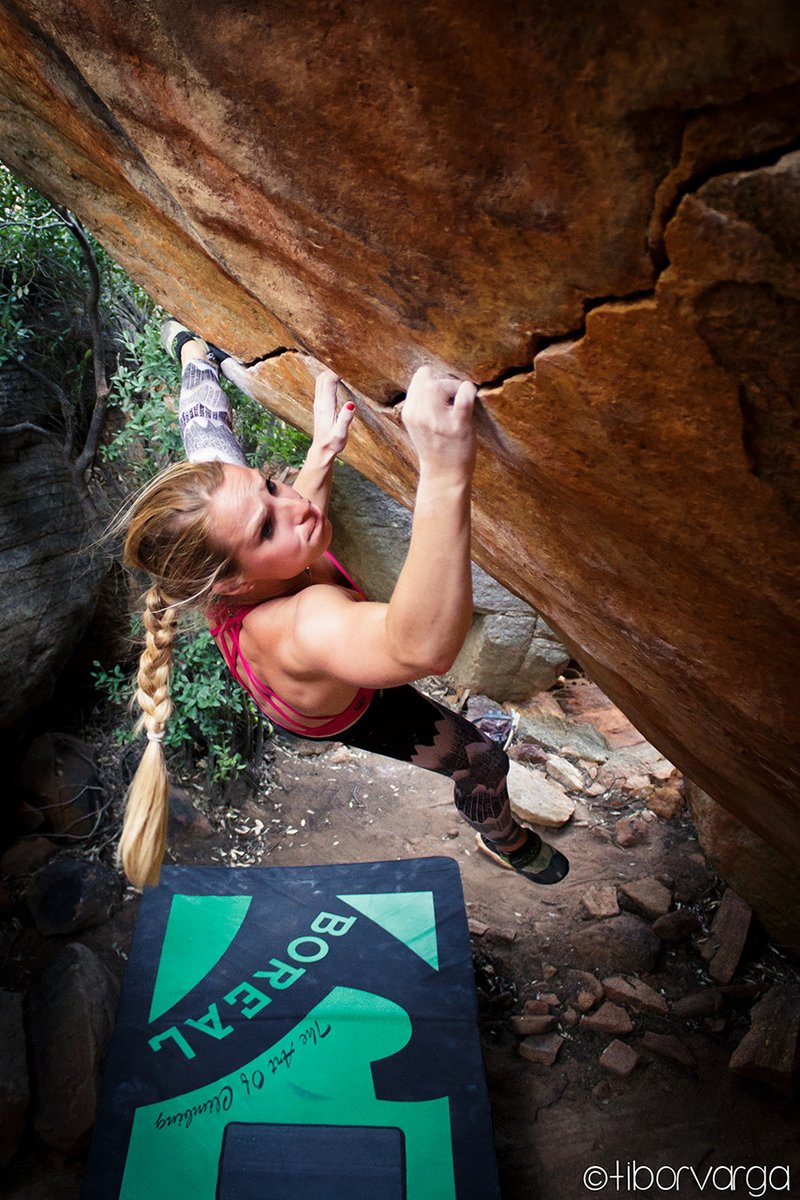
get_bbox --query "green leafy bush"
[0,163,149,389]
[104,310,310,485]
[2,166,312,782]
[93,626,267,783]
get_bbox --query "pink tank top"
[208,551,375,737]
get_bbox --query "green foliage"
[104,309,310,484]
[0,166,81,369]
[1,165,312,783]
[102,315,185,482]
[93,626,267,783]
[234,390,310,470]
[169,629,263,782]
[0,163,149,375]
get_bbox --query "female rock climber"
[115,321,570,890]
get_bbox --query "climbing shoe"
[475,830,569,885]
[161,319,232,366]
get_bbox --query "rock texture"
[0,419,102,737]
[329,461,570,698]
[688,785,800,955]
[0,991,29,1167]
[0,3,798,856]
[27,943,118,1150]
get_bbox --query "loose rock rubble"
[1,676,798,1198]
[700,887,753,984]
[728,980,800,1094]
[600,1039,639,1077]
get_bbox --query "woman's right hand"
[399,366,477,477]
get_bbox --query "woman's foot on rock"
[161,319,232,367]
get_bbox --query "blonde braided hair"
[116,585,179,887]
[113,460,237,887]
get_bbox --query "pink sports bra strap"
[208,555,374,737]
[324,550,365,596]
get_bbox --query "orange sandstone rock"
[0,1,797,874]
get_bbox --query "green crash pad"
[82,858,500,1199]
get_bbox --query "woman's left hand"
[312,369,356,456]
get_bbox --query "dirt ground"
[4,677,799,1199]
[165,679,799,1200]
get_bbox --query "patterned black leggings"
[332,684,519,848]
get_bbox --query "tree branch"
[52,204,111,475]
[14,355,75,457]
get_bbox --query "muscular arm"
[287,368,477,685]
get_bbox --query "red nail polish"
[346,402,355,410]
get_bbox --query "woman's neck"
[220,563,316,606]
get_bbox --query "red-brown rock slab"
[491,926,518,945]
[614,815,650,848]
[508,742,548,766]
[647,786,685,820]
[524,999,552,1015]
[468,918,489,937]
[689,784,800,955]
[575,990,600,1013]
[599,1039,639,1078]
[641,1031,698,1070]
[570,915,661,975]
[579,884,620,919]
[672,990,724,1020]
[554,680,645,750]
[701,889,752,984]
[602,975,669,1016]
[518,1033,565,1067]
[582,1002,634,1036]
[728,981,800,1095]
[0,838,59,878]
[652,908,701,943]
[563,969,605,1013]
[619,877,673,919]
[0,2,797,876]
[511,1014,557,1036]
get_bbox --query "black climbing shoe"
[475,830,570,885]
[161,319,232,366]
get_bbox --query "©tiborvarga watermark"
[582,1161,791,1197]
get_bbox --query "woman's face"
[208,464,331,596]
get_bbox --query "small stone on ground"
[582,1002,634,1036]
[579,884,619,919]
[507,760,575,827]
[599,1039,639,1077]
[518,1032,565,1067]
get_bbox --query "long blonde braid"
[117,585,180,888]
[110,459,236,888]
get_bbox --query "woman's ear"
[212,574,250,598]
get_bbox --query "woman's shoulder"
[208,591,291,640]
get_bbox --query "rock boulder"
[0,1,797,858]
[0,419,102,740]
